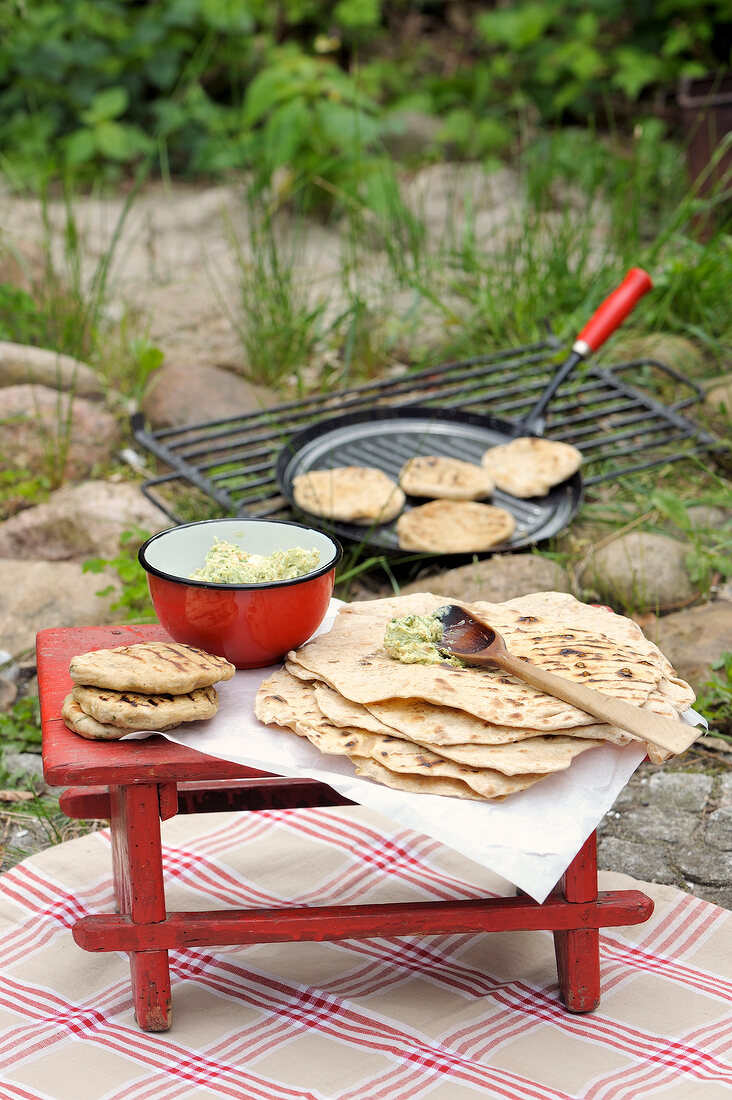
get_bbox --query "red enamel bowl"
[138,519,342,669]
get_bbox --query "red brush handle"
[575,268,653,353]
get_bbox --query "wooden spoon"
[436,604,699,757]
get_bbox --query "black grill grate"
[130,338,725,525]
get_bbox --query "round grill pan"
[276,269,653,557]
[276,405,583,555]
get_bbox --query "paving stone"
[717,773,732,807]
[691,884,732,910]
[604,806,699,845]
[673,846,732,887]
[597,836,683,888]
[705,808,732,851]
[645,771,714,812]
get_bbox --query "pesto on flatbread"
[254,590,697,799]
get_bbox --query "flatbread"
[399,455,494,500]
[71,683,219,730]
[364,695,634,745]
[480,436,582,498]
[349,756,542,802]
[292,466,405,525]
[61,695,133,740]
[396,500,516,552]
[334,591,694,712]
[501,591,695,712]
[412,734,603,774]
[259,668,604,778]
[69,641,235,694]
[286,599,663,730]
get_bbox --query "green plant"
[224,199,328,388]
[650,487,732,597]
[695,652,732,742]
[83,526,157,622]
[0,696,41,754]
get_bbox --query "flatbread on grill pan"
[292,466,405,525]
[480,436,582,498]
[396,500,516,552]
[399,455,494,500]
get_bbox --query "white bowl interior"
[143,520,339,582]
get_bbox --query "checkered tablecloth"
[0,806,730,1099]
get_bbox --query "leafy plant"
[695,652,732,742]
[650,488,732,597]
[0,696,41,754]
[83,526,157,622]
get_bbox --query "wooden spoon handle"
[498,653,698,756]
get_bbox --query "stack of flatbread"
[255,591,697,801]
[62,641,236,740]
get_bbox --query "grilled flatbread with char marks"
[71,683,219,730]
[61,694,181,740]
[69,641,235,694]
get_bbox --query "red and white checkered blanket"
[0,806,730,1099]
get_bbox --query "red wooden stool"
[37,623,654,1032]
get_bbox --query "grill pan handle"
[524,267,653,434]
[573,267,653,355]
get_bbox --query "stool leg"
[553,831,601,1013]
[109,784,172,1031]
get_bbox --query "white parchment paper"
[133,600,705,903]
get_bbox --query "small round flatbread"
[399,455,494,500]
[480,436,582,498]
[396,500,516,552]
[62,694,131,740]
[69,641,235,694]
[292,467,405,525]
[71,683,219,731]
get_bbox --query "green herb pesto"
[190,538,320,584]
[383,611,464,667]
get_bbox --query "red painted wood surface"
[74,890,654,953]
[553,830,602,1011]
[38,623,655,1030]
[60,778,352,822]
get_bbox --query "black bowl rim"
[138,517,343,590]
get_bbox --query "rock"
[140,362,277,429]
[0,479,170,561]
[578,530,697,613]
[704,374,732,417]
[0,675,17,710]
[0,239,45,294]
[684,504,732,531]
[645,771,713,811]
[380,111,447,160]
[2,751,44,780]
[0,384,121,482]
[597,836,682,887]
[705,808,732,851]
[401,163,522,242]
[0,559,122,657]
[400,552,571,603]
[610,332,707,376]
[673,845,732,888]
[0,341,104,398]
[651,600,732,692]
